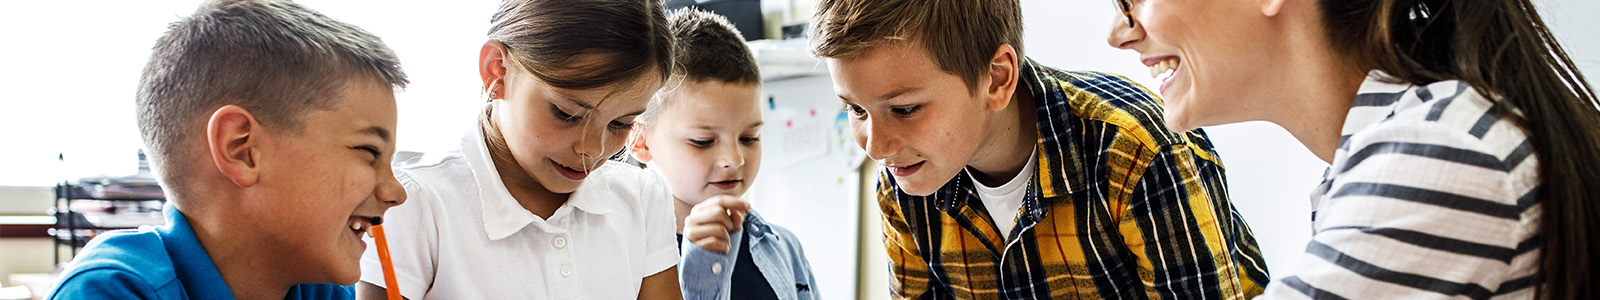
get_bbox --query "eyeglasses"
[1115,0,1135,28]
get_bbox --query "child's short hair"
[488,0,672,91]
[808,0,1022,92]
[136,0,408,195]
[642,8,761,124]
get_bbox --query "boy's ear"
[628,126,653,163]
[983,44,1021,112]
[206,105,262,188]
[480,40,509,95]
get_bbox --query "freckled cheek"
[338,170,379,204]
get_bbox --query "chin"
[536,172,582,194]
[893,178,941,197]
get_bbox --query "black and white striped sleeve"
[1260,81,1541,300]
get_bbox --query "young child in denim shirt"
[629,8,818,300]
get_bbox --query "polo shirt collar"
[465,112,615,241]
[158,204,238,300]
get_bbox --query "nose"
[574,125,606,165]
[377,165,407,207]
[856,119,899,161]
[1107,12,1145,49]
[716,142,745,169]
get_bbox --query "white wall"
[0,1,497,186]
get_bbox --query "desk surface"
[6,273,55,300]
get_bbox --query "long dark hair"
[1320,0,1600,298]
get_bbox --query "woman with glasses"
[1107,0,1599,298]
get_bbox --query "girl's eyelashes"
[609,120,634,130]
[551,104,581,123]
[551,103,634,131]
[739,136,760,144]
[689,138,714,147]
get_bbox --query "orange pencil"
[371,221,403,300]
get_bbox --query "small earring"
[488,91,499,99]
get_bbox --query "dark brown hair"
[641,8,761,124]
[808,0,1022,92]
[1322,0,1600,298]
[487,0,672,91]
[669,8,760,85]
[136,0,408,197]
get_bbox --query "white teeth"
[1150,59,1178,80]
[350,221,363,232]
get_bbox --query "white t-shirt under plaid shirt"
[1261,72,1541,299]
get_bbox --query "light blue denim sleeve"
[788,234,818,300]
[678,228,744,300]
[761,223,819,300]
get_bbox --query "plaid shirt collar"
[925,57,1085,226]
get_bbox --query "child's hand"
[683,195,750,254]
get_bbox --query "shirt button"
[553,236,567,249]
[710,262,723,274]
[560,264,572,277]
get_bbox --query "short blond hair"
[809,0,1023,92]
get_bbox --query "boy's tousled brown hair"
[642,8,761,124]
[137,0,408,199]
[809,0,1022,92]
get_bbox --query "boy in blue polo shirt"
[47,0,409,299]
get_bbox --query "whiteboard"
[745,74,864,300]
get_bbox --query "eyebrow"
[880,87,922,101]
[558,95,595,110]
[838,86,923,103]
[687,121,765,132]
[360,126,392,144]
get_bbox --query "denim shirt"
[679,211,818,300]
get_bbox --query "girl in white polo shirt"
[354,0,680,299]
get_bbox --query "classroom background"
[1,0,1596,299]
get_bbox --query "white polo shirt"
[359,123,678,300]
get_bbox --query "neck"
[1262,24,1369,164]
[483,113,567,219]
[673,196,693,234]
[183,203,292,300]
[969,87,1039,187]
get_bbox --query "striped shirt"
[879,58,1270,299]
[1260,73,1541,299]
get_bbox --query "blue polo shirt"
[48,204,354,300]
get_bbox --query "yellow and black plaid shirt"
[878,59,1269,299]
